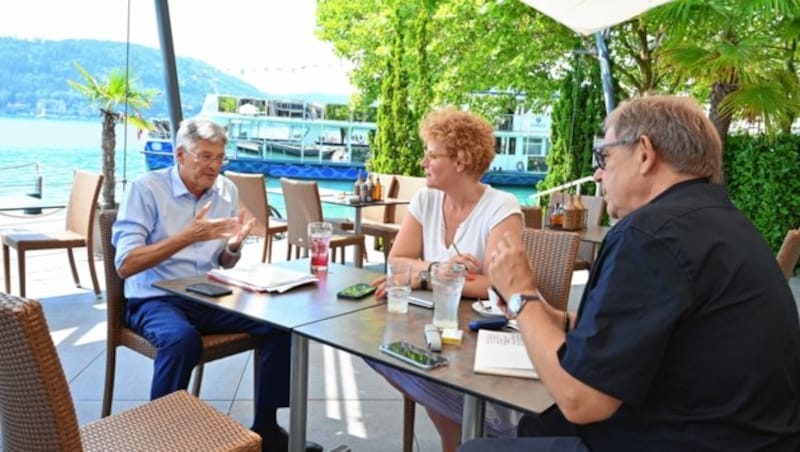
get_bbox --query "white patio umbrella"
[519,0,675,35]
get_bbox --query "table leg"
[354,209,362,235]
[461,394,485,443]
[289,333,309,452]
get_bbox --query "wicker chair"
[360,174,400,265]
[225,170,288,263]
[401,227,581,451]
[0,293,261,451]
[98,210,261,418]
[2,169,103,298]
[280,178,365,268]
[777,228,800,279]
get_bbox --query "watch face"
[419,271,429,281]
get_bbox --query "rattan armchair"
[401,227,581,452]
[777,228,800,279]
[280,178,365,267]
[225,170,288,263]
[98,210,261,418]
[2,169,103,298]
[0,293,260,451]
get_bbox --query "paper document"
[208,264,318,293]
[473,329,538,379]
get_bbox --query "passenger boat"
[141,94,551,185]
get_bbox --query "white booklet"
[473,329,539,379]
[208,263,318,293]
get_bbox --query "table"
[153,259,385,451]
[0,195,66,212]
[318,196,409,234]
[295,299,554,444]
[576,224,610,244]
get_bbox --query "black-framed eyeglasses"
[187,149,230,166]
[592,139,637,170]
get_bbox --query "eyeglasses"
[422,150,449,161]
[186,149,229,166]
[592,139,637,170]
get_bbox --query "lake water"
[0,117,537,217]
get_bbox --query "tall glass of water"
[386,262,412,314]
[431,262,466,329]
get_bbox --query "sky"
[0,0,354,96]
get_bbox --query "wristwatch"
[508,293,541,318]
[419,270,430,290]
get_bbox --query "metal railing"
[530,175,600,204]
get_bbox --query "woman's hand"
[371,274,388,299]
[446,253,481,280]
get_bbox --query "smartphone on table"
[337,282,377,300]
[379,341,448,370]
[186,282,233,297]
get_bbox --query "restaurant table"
[295,298,555,444]
[152,259,384,451]
[0,195,66,212]
[318,195,409,234]
[576,224,610,244]
[267,187,409,235]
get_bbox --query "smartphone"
[337,282,377,300]
[379,341,448,370]
[186,282,233,297]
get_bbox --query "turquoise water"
[0,117,537,217]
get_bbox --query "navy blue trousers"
[127,295,290,430]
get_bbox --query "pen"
[451,241,476,280]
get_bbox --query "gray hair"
[604,96,722,182]
[175,117,228,153]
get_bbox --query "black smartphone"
[379,341,448,370]
[186,282,233,297]
[337,282,376,300]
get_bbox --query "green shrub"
[724,133,800,262]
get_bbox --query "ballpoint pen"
[451,241,476,280]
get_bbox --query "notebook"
[473,329,538,379]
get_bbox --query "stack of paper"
[473,329,538,379]
[208,264,318,293]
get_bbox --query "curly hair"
[419,107,495,176]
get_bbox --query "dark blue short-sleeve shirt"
[560,179,800,451]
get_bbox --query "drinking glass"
[386,262,412,314]
[431,262,466,329]
[308,221,333,274]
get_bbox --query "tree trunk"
[100,111,117,210]
[708,81,737,153]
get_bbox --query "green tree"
[646,0,800,146]
[68,62,157,209]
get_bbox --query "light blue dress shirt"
[112,166,239,299]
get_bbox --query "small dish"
[347,195,361,203]
[472,300,504,318]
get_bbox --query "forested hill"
[0,37,346,119]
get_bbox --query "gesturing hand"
[488,232,538,306]
[190,201,242,242]
[227,208,256,251]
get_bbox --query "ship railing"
[530,175,599,205]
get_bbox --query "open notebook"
[473,329,538,379]
[207,263,318,293]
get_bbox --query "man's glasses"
[592,139,637,170]
[187,149,229,166]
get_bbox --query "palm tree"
[652,1,800,147]
[68,62,157,209]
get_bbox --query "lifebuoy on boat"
[332,150,349,161]
[516,160,525,171]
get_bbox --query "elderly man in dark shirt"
[461,95,800,451]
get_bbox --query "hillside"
[0,37,348,119]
